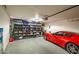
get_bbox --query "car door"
[52,32,65,45]
[54,32,70,46]
[50,32,61,44]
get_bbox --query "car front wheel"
[66,43,79,54]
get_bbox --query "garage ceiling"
[6,5,73,20]
[47,6,79,23]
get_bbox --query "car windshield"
[52,31,73,37]
[63,33,73,37]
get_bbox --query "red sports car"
[44,31,79,54]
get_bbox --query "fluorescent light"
[30,13,44,22]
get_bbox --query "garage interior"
[0,5,79,54]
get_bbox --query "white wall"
[45,6,79,33]
[0,6,10,52]
[44,21,79,33]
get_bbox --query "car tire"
[66,42,79,54]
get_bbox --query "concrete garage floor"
[6,37,68,54]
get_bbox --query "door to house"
[0,28,3,52]
[0,28,3,43]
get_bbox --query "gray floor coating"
[5,37,68,54]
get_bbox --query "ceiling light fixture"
[30,13,43,22]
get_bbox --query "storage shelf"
[10,19,43,39]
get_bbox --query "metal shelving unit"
[10,19,43,40]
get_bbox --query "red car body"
[44,31,79,48]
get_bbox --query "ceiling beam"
[3,5,10,18]
[44,5,79,20]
